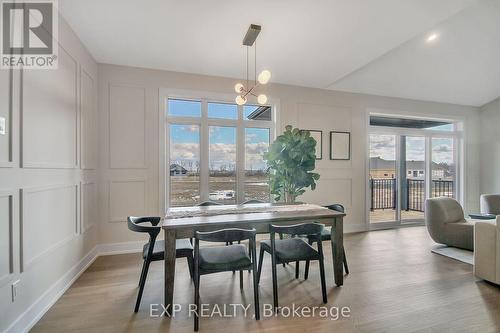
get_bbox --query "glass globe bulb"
[235,95,247,106]
[257,94,268,104]
[234,83,244,93]
[258,70,271,84]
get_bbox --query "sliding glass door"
[368,115,461,228]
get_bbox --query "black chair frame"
[304,204,349,279]
[257,223,327,311]
[127,216,194,313]
[194,228,260,331]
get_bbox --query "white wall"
[97,63,481,244]
[479,97,500,194]
[0,17,99,332]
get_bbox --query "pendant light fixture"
[234,24,271,106]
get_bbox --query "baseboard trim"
[5,246,100,333]
[97,240,144,256]
[344,223,367,233]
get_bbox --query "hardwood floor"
[32,226,500,333]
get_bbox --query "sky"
[369,134,454,164]
[168,100,270,172]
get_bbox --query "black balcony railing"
[370,178,397,210]
[370,178,454,212]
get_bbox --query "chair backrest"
[127,216,161,239]
[480,194,500,215]
[324,204,345,213]
[269,223,323,237]
[198,201,222,206]
[242,199,266,204]
[195,228,257,243]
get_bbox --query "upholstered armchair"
[480,194,500,215]
[474,217,499,285]
[425,197,475,251]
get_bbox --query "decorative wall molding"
[80,181,96,234]
[108,179,147,223]
[20,184,79,272]
[0,190,15,287]
[80,67,97,170]
[21,45,79,169]
[108,84,147,169]
[301,177,353,208]
[0,69,14,168]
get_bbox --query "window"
[165,97,274,207]
[169,124,200,207]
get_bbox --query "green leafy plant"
[264,125,320,203]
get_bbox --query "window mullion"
[236,105,245,204]
[200,100,210,202]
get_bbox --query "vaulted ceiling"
[60,0,500,107]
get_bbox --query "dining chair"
[194,228,259,331]
[127,216,194,312]
[257,223,327,310]
[304,204,349,279]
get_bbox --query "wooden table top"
[162,203,345,229]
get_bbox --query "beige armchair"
[425,197,475,251]
[474,217,499,285]
[480,194,500,215]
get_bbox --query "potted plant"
[264,125,320,203]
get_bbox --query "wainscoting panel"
[108,180,146,222]
[0,69,12,167]
[20,184,78,271]
[108,85,146,169]
[81,182,96,233]
[0,190,14,286]
[22,46,78,168]
[300,178,352,208]
[80,68,97,170]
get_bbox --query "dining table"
[162,203,346,316]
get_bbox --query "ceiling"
[59,0,500,107]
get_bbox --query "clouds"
[433,144,452,153]
[370,135,396,160]
[170,143,199,163]
[246,142,269,170]
[183,125,199,133]
[432,142,453,164]
[170,141,269,171]
[370,135,454,164]
[209,143,236,169]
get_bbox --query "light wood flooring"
[32,226,500,333]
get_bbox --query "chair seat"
[260,238,320,262]
[142,238,193,261]
[306,227,332,241]
[199,244,251,272]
